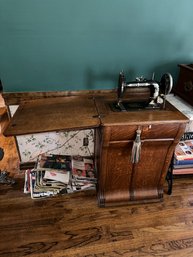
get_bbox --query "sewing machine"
[111,71,173,112]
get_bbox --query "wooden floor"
[1,121,193,256]
[0,134,20,173]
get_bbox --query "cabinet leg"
[97,189,105,207]
[166,156,174,195]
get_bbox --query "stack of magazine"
[24,154,97,199]
[173,135,193,174]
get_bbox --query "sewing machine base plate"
[109,101,162,112]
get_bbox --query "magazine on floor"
[25,169,69,199]
[72,156,96,181]
[24,154,97,199]
[36,154,72,171]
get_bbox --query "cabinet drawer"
[106,123,180,141]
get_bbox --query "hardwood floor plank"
[2,190,193,257]
[0,134,19,173]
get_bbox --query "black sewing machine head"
[111,71,173,111]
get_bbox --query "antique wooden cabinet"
[96,124,184,206]
[174,64,193,107]
[93,95,188,206]
[4,92,188,207]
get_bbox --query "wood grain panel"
[97,122,187,206]
[109,123,181,141]
[4,96,100,136]
[1,177,193,256]
[2,90,116,106]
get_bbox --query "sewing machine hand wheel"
[160,73,173,95]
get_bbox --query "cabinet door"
[98,138,174,207]
[98,141,134,206]
[130,139,173,201]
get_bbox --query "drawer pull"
[131,128,141,164]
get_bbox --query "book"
[181,132,193,141]
[173,163,193,169]
[173,167,193,175]
[174,140,193,160]
[173,158,193,166]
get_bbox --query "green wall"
[0,0,193,92]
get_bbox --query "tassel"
[131,128,141,164]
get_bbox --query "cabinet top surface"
[4,93,188,136]
[4,96,100,136]
[95,94,189,126]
